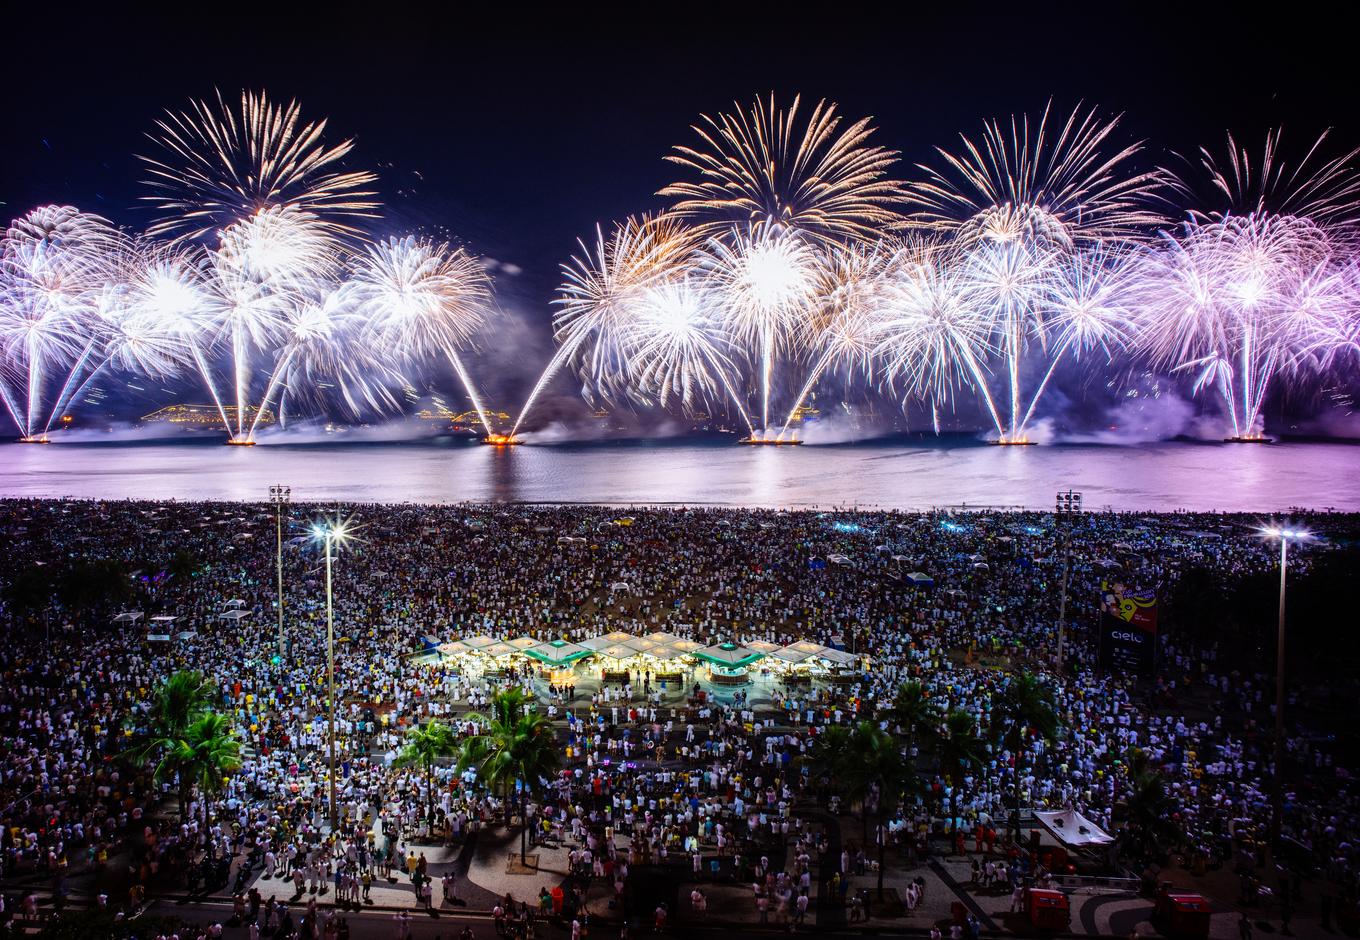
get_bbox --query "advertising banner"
[1098,579,1158,674]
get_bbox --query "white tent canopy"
[1034,809,1114,848]
[218,609,251,621]
[647,631,687,646]
[224,599,246,608]
[113,611,144,623]
[768,643,819,664]
[818,647,860,666]
[580,632,644,652]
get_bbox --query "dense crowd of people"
[0,498,1357,939]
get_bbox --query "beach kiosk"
[766,641,821,682]
[693,643,764,685]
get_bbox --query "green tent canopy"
[524,639,593,666]
[693,642,765,668]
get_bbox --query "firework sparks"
[661,94,906,245]
[247,289,404,438]
[214,205,343,288]
[349,235,495,434]
[702,225,820,430]
[906,102,1169,248]
[1195,129,1360,227]
[1135,129,1360,438]
[513,215,703,434]
[957,236,1061,439]
[141,89,379,241]
[872,245,999,421]
[626,276,742,413]
[0,207,126,437]
[778,241,896,431]
[1134,215,1349,438]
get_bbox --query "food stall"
[692,642,764,685]
[524,639,593,684]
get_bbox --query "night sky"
[4,4,1355,424]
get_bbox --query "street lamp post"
[313,518,351,834]
[269,485,290,660]
[1260,525,1311,854]
[1054,490,1083,673]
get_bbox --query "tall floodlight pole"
[1260,525,1312,854]
[269,485,290,659]
[1054,490,1083,673]
[312,517,351,833]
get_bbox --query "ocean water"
[1,435,1357,511]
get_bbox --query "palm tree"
[459,690,560,862]
[167,550,202,582]
[846,721,918,897]
[996,672,1060,838]
[2,565,56,622]
[1116,749,1184,866]
[936,709,985,835]
[124,671,218,821]
[173,713,243,822]
[486,687,533,724]
[891,680,940,757]
[148,671,213,738]
[809,723,855,801]
[394,720,461,829]
[58,558,134,612]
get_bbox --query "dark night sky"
[4,3,1355,423]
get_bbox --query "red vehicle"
[1025,888,1070,932]
[1151,887,1211,939]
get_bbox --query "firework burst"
[1134,215,1349,438]
[141,89,379,241]
[702,225,821,429]
[906,102,1168,249]
[247,289,403,438]
[627,276,741,414]
[872,244,998,417]
[0,207,127,437]
[661,94,906,245]
[214,205,343,289]
[1193,129,1360,227]
[349,235,495,434]
[513,215,703,434]
[778,241,897,430]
